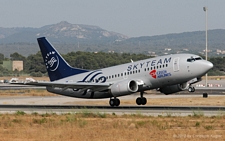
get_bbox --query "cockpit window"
[187,58,195,62]
[195,57,202,60]
[187,57,202,62]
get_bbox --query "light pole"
[203,6,208,87]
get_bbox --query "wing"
[11,81,112,92]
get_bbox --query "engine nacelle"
[110,80,139,97]
[159,82,189,95]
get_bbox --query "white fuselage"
[46,53,213,99]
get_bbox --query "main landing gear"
[188,85,195,92]
[136,91,147,105]
[109,91,147,107]
[109,98,120,107]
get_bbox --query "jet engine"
[110,79,139,97]
[159,82,189,95]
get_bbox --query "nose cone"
[200,60,213,74]
[190,60,213,78]
[207,61,214,71]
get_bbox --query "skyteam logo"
[45,51,59,71]
[150,70,171,79]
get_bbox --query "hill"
[0,21,128,44]
[0,21,225,57]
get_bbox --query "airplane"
[14,37,213,107]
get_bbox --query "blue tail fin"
[37,37,89,81]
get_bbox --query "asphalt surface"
[0,79,224,116]
[0,104,224,116]
[0,95,223,116]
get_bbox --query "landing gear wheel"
[115,98,120,106]
[191,87,195,92]
[136,97,147,105]
[188,87,192,92]
[188,87,195,92]
[136,97,142,105]
[141,97,147,105]
[136,91,147,105]
[109,98,120,107]
[109,99,115,107]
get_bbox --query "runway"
[0,92,224,116]
[0,104,224,116]
[0,79,225,116]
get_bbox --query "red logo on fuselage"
[150,69,156,79]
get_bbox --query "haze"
[0,0,224,37]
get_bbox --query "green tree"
[24,51,46,74]
[0,53,4,64]
[0,53,4,61]
[10,52,26,61]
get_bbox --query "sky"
[0,0,224,37]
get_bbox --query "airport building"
[2,60,23,71]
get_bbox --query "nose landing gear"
[188,85,195,92]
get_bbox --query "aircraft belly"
[46,87,113,99]
[148,79,160,88]
[157,77,171,87]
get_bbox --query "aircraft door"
[173,57,180,72]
